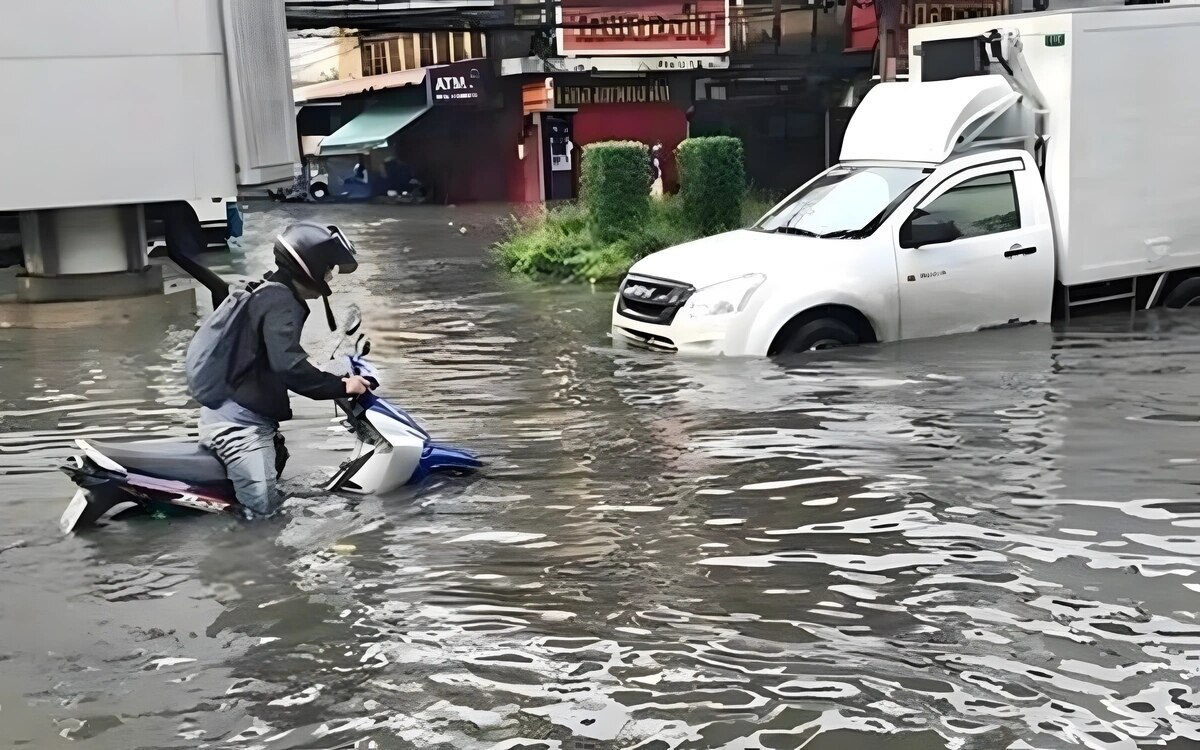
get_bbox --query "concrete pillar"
[16,205,162,303]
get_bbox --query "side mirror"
[901,214,961,248]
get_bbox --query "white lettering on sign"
[557,0,729,55]
[574,4,718,42]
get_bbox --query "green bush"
[581,141,650,243]
[495,203,595,278]
[495,185,770,284]
[497,198,693,283]
[676,136,746,236]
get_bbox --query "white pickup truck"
[612,4,1200,356]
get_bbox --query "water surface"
[2,204,1199,749]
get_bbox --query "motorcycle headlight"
[681,274,766,319]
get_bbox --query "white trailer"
[611,4,1200,356]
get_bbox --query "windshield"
[755,165,926,239]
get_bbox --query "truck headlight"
[681,274,766,319]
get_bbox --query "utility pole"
[773,0,783,52]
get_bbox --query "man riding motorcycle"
[191,222,372,517]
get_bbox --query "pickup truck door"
[894,158,1055,341]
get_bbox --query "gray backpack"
[185,280,281,408]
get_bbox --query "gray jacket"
[227,270,345,422]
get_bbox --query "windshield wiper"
[817,229,865,239]
[768,226,819,237]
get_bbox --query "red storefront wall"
[573,103,689,192]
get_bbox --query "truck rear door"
[894,157,1054,340]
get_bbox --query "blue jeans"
[198,422,281,517]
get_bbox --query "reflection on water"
[2,205,1200,749]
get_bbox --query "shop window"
[453,32,478,61]
[435,32,451,65]
[362,41,390,76]
[399,35,417,70]
[419,33,434,67]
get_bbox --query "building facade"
[500,0,734,203]
[285,0,1101,205]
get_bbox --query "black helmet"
[273,222,358,298]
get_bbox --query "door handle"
[1005,245,1037,258]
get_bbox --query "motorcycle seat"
[88,440,229,486]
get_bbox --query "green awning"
[317,104,430,156]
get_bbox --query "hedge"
[676,136,746,236]
[581,141,650,243]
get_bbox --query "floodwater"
[2,204,1199,750]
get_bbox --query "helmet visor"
[324,224,359,275]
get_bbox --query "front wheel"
[773,318,859,355]
[1164,277,1200,309]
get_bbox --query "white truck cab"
[612,4,1200,356]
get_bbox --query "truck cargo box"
[909,5,1200,287]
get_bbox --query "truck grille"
[616,274,694,325]
[615,327,677,352]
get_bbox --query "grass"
[496,191,781,284]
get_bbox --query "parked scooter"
[59,307,480,532]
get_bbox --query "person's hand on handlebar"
[343,375,373,396]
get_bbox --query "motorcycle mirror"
[342,305,363,336]
[361,340,372,357]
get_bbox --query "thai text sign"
[901,1,1010,28]
[554,79,671,107]
[557,1,730,56]
[845,0,1010,55]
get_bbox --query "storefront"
[504,0,731,203]
[294,58,515,203]
[513,75,695,202]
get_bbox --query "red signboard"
[557,1,730,56]
[844,1,1011,55]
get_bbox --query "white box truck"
[611,4,1200,356]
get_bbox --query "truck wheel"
[1164,278,1200,309]
[775,318,859,355]
[310,182,329,201]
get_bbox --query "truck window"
[917,172,1020,240]
[756,165,926,239]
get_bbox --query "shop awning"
[317,103,430,156]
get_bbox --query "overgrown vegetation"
[581,141,651,243]
[497,137,772,283]
[677,136,746,236]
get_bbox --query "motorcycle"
[59,308,480,533]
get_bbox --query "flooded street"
[2,204,1200,749]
